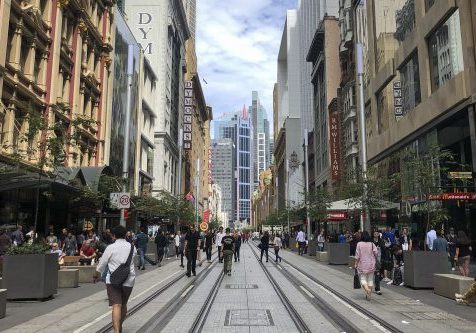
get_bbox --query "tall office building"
[214,108,253,226]
[249,91,271,188]
[210,139,234,226]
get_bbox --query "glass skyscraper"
[250,91,271,188]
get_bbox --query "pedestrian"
[446,227,457,271]
[184,224,201,277]
[354,231,378,301]
[317,230,325,252]
[125,231,134,243]
[26,226,37,244]
[273,233,283,262]
[46,230,58,246]
[174,231,181,259]
[135,227,148,270]
[221,228,235,276]
[0,229,12,255]
[59,228,68,249]
[76,232,85,252]
[95,225,136,333]
[11,225,24,247]
[381,236,394,283]
[179,231,186,268]
[154,230,167,266]
[260,231,270,262]
[398,227,412,251]
[371,231,383,295]
[79,239,97,265]
[455,281,476,305]
[426,225,437,251]
[205,229,213,262]
[62,231,78,256]
[455,231,472,277]
[432,230,448,254]
[338,231,346,244]
[233,230,241,262]
[216,226,225,263]
[296,229,306,256]
[164,232,170,259]
[384,227,396,245]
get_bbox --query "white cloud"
[197,0,297,134]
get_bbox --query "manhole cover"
[374,299,422,306]
[401,312,460,320]
[225,309,274,326]
[224,284,258,289]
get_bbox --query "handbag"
[110,244,134,287]
[353,269,361,289]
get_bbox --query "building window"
[399,52,421,116]
[428,10,463,92]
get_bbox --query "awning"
[328,198,400,211]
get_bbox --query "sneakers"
[375,291,382,295]
[386,280,393,285]
[382,277,391,282]
[455,293,463,299]
[451,267,456,271]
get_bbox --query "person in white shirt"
[296,229,306,256]
[215,227,225,263]
[174,231,181,259]
[273,234,283,262]
[96,226,136,333]
[426,227,437,251]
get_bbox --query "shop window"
[428,10,463,92]
[399,52,421,116]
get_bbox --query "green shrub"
[7,243,49,255]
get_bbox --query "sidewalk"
[282,248,476,330]
[0,256,185,332]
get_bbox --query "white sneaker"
[452,267,455,271]
[399,282,404,286]
[382,277,390,282]
[386,280,393,285]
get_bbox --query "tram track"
[248,243,311,333]
[95,252,217,333]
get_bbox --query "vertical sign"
[184,81,193,150]
[329,112,341,182]
[393,81,403,121]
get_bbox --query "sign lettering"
[328,111,341,181]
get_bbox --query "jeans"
[157,247,165,264]
[374,271,381,292]
[218,246,222,262]
[274,247,281,262]
[187,249,197,275]
[298,242,306,255]
[206,246,212,260]
[260,247,269,262]
[138,247,146,268]
[223,249,233,273]
[175,246,180,258]
[234,246,241,261]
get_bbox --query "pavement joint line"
[181,285,194,297]
[299,285,315,299]
[130,269,182,301]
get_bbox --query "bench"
[316,251,328,262]
[58,269,79,288]
[0,289,5,319]
[433,274,474,299]
[60,265,96,283]
[348,256,357,268]
[62,256,81,266]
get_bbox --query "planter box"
[4,253,58,300]
[307,239,317,256]
[433,274,474,299]
[61,265,96,283]
[316,251,328,262]
[58,269,79,288]
[0,289,5,318]
[403,251,448,289]
[328,243,350,265]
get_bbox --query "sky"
[197,0,297,134]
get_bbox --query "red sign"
[203,209,210,222]
[329,111,341,181]
[327,212,348,221]
[428,193,476,201]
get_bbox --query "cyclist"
[221,228,235,276]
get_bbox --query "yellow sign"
[200,222,208,231]
[448,171,473,179]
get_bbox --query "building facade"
[250,91,270,188]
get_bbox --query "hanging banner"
[183,81,193,150]
[328,111,341,182]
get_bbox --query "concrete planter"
[316,251,328,262]
[307,239,317,256]
[0,289,6,318]
[403,251,449,289]
[58,269,79,288]
[433,274,474,299]
[60,265,97,283]
[4,253,58,300]
[327,243,350,265]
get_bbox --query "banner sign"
[428,193,476,201]
[327,212,348,221]
[203,209,210,223]
[329,111,341,182]
[183,81,193,150]
[448,171,473,179]
[393,81,403,120]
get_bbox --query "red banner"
[329,111,341,181]
[428,193,476,201]
[327,212,348,221]
[203,209,210,222]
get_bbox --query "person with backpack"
[95,225,136,333]
[154,230,167,267]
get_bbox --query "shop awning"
[328,198,400,211]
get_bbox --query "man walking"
[432,230,448,254]
[96,225,136,333]
[205,229,214,263]
[296,229,306,256]
[222,228,235,276]
[174,231,181,259]
[233,230,241,262]
[216,226,225,263]
[154,230,167,266]
[135,227,148,270]
[426,226,437,251]
[184,224,201,277]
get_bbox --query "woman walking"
[273,233,283,262]
[455,231,472,277]
[260,231,270,262]
[354,231,378,301]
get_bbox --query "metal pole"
[356,36,369,231]
[120,44,134,227]
[286,158,290,233]
[304,128,310,239]
[195,158,200,228]
[177,128,183,231]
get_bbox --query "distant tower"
[249,91,270,188]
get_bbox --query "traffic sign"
[110,192,131,209]
[200,222,208,231]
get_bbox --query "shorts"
[359,272,375,287]
[106,284,133,306]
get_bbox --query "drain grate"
[224,284,258,289]
[374,299,422,306]
[225,309,274,326]
[400,312,460,320]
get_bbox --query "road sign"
[111,192,131,209]
[448,171,474,179]
[200,222,208,231]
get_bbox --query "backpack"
[392,266,403,285]
[109,244,134,287]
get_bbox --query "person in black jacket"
[154,230,167,266]
[205,230,214,263]
[260,231,270,262]
[233,230,242,262]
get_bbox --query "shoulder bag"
[110,243,134,287]
[353,269,361,289]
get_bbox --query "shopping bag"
[295,242,299,249]
[353,269,361,289]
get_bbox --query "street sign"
[200,222,208,231]
[428,192,476,201]
[448,171,474,179]
[111,192,131,209]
